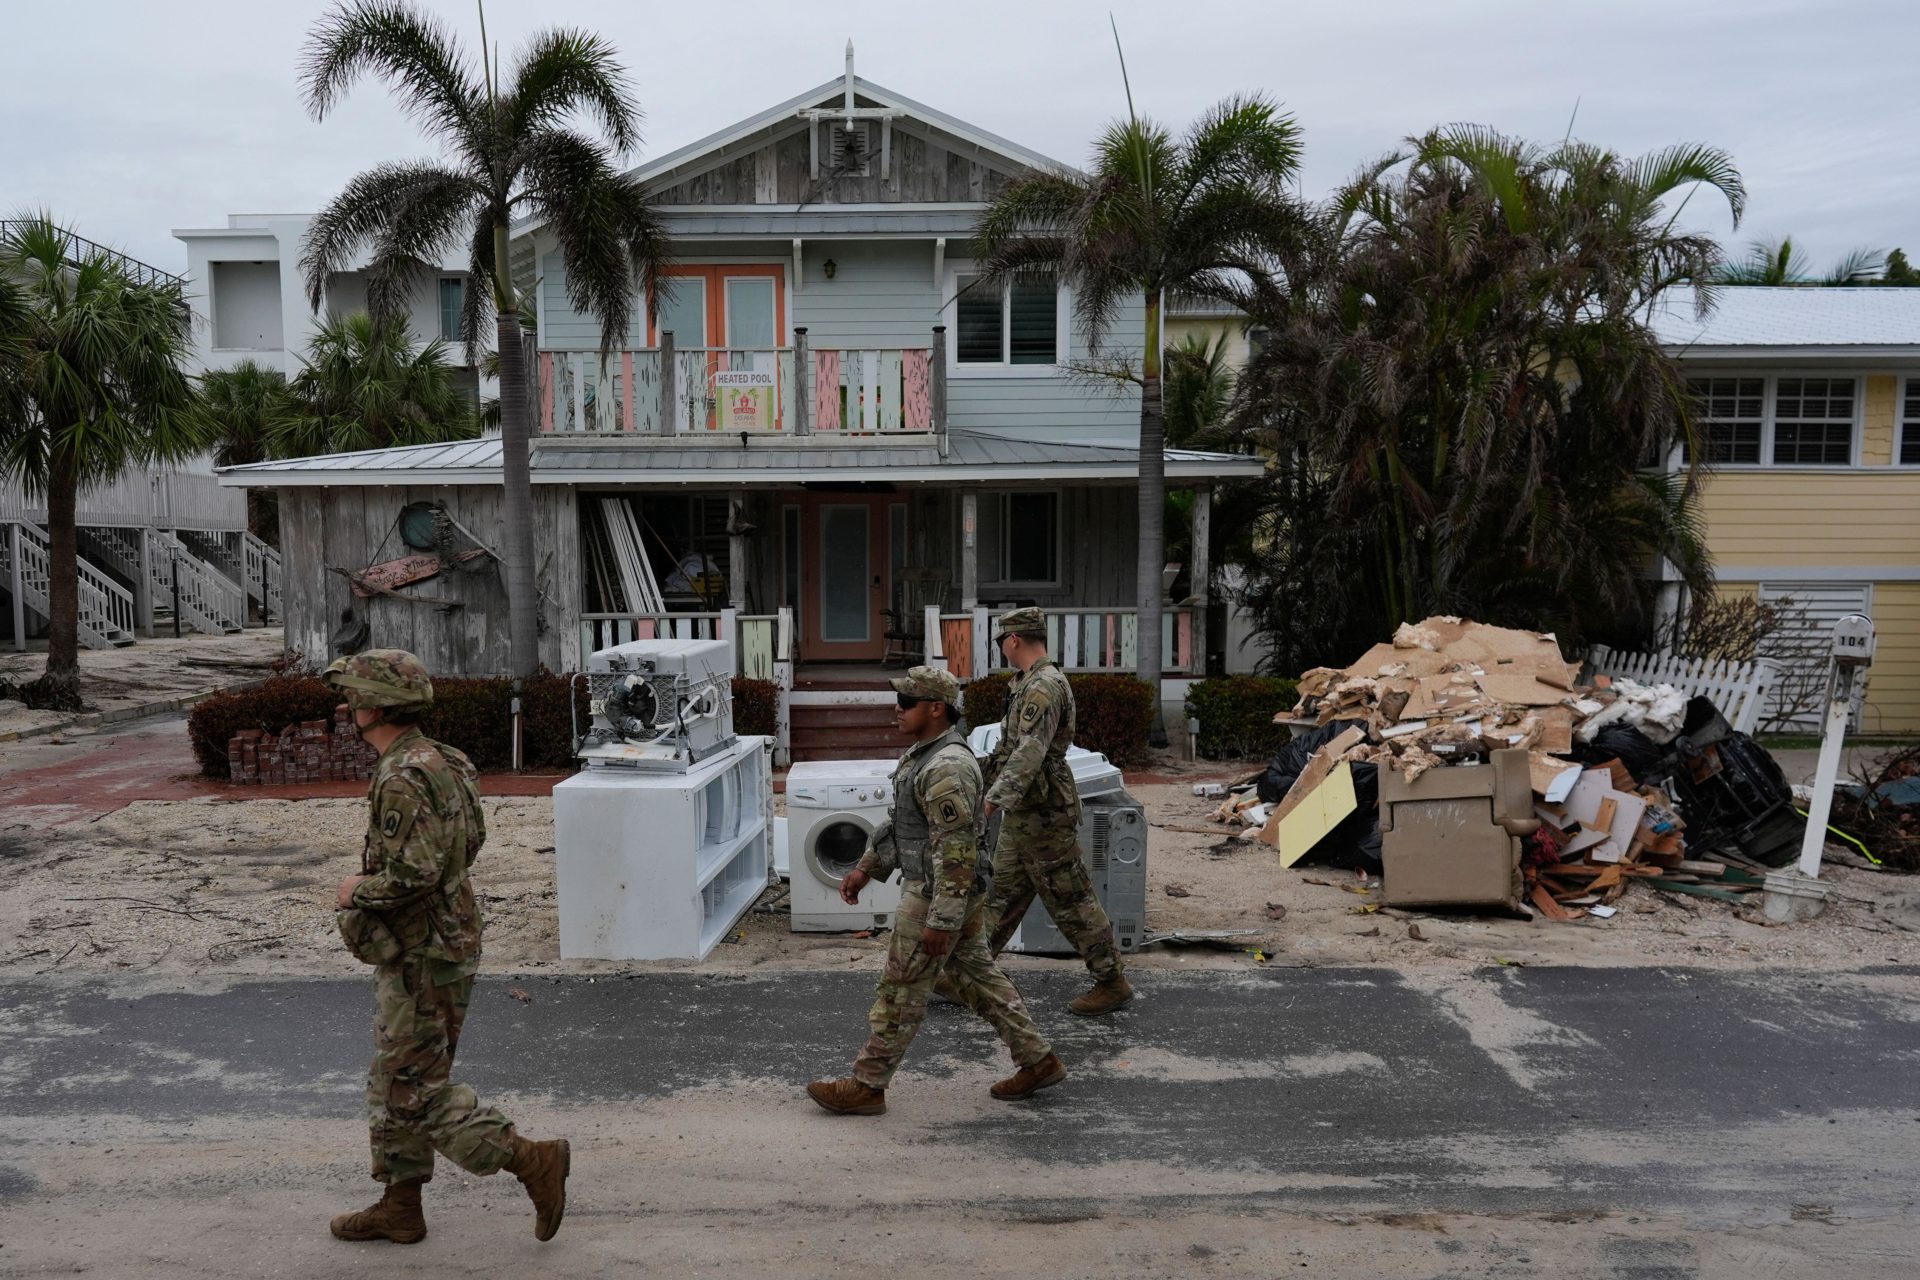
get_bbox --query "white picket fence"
[1586,648,1778,736]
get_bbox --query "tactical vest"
[890,729,990,893]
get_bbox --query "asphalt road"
[2,965,1917,1278]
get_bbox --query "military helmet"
[994,606,1048,641]
[323,649,435,711]
[889,665,962,706]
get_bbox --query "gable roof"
[1654,286,1920,355]
[511,74,1073,239]
[213,430,1263,487]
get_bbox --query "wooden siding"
[793,241,942,346]
[651,120,1020,207]
[277,484,581,676]
[1864,583,1920,733]
[1696,469,1920,568]
[947,375,1143,440]
[1863,374,1898,465]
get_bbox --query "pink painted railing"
[924,606,1197,680]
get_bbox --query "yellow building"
[1660,287,1920,734]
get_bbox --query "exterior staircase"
[149,530,246,635]
[178,529,281,620]
[2,519,138,649]
[788,671,901,762]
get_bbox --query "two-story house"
[1656,286,1920,734]
[172,212,496,403]
[215,59,1264,758]
[2,225,256,652]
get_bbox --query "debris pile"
[1197,616,1805,919]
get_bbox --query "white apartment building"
[171,212,496,401]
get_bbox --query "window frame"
[972,489,1064,589]
[1899,377,1920,466]
[1683,372,1862,469]
[943,266,1072,377]
[437,276,466,343]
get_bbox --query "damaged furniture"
[1379,748,1537,911]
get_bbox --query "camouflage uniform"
[983,610,1124,985]
[326,652,518,1187]
[847,668,1053,1089]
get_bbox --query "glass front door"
[799,494,890,661]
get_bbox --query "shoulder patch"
[1019,697,1044,725]
[381,808,404,839]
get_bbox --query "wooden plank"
[942,618,972,678]
[1175,610,1193,673]
[902,348,931,430]
[814,350,842,431]
[858,351,879,433]
[1105,613,1117,669]
[755,145,778,203]
[539,352,554,432]
[878,350,902,431]
[1061,614,1079,668]
[1120,614,1138,670]
[742,618,774,680]
[622,351,635,432]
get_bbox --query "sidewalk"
[0,629,285,741]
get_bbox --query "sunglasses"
[895,692,928,709]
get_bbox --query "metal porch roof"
[1655,286,1920,356]
[214,430,1265,488]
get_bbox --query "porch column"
[727,490,751,612]
[1189,485,1212,677]
[792,327,811,437]
[959,489,978,610]
[659,329,678,435]
[134,524,153,637]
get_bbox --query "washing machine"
[786,758,904,931]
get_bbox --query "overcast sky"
[3,0,1912,276]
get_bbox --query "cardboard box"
[1379,749,1536,910]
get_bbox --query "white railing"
[243,532,283,618]
[150,531,246,635]
[577,608,794,682]
[3,519,135,649]
[923,605,1198,681]
[0,465,246,531]
[1587,648,1779,736]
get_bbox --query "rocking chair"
[882,570,949,668]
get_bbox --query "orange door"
[649,265,785,347]
[799,494,891,662]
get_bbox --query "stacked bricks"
[227,706,380,785]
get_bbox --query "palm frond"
[1626,142,1746,227]
[299,161,471,310]
[504,28,642,156]
[518,129,667,350]
[301,0,482,155]
[1823,247,1886,285]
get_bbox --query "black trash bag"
[1316,760,1384,875]
[1650,695,1804,867]
[1256,719,1382,875]
[1572,723,1665,782]
[1258,719,1370,804]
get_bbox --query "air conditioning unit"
[573,637,735,771]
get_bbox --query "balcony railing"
[579,608,794,682]
[925,606,1198,680]
[539,326,947,437]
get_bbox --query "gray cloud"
[3,0,1913,273]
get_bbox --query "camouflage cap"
[322,649,435,711]
[995,606,1048,641]
[889,665,961,706]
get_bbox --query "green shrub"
[187,674,337,778]
[960,670,1156,766]
[1184,675,1300,760]
[188,669,785,778]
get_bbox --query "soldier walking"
[808,666,1066,1115]
[323,650,570,1245]
[981,608,1134,1015]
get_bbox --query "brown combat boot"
[504,1134,571,1242]
[806,1077,887,1115]
[329,1178,426,1244]
[1069,975,1135,1016]
[991,1053,1067,1100]
[930,974,962,1006]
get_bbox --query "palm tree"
[1715,235,1885,285]
[1163,330,1237,451]
[194,360,291,469]
[973,92,1305,727]
[1231,129,1744,667]
[0,215,199,709]
[275,313,479,458]
[299,0,670,676]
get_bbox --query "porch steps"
[789,700,901,762]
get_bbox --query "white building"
[172,212,496,401]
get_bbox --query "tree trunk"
[496,307,538,678]
[36,447,83,709]
[1136,293,1168,746]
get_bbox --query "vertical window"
[438,277,465,342]
[1772,377,1854,465]
[954,275,1059,366]
[1901,381,1920,465]
[1687,377,1763,464]
[979,492,1060,585]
